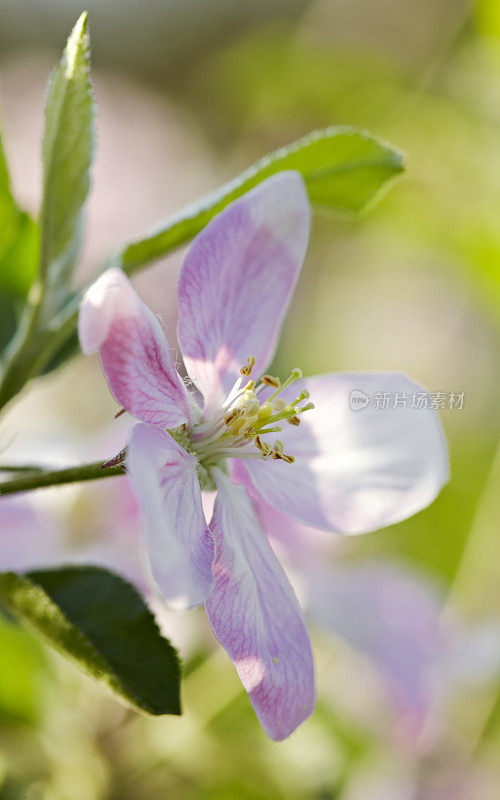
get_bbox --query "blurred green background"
[0,0,499,798]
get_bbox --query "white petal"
[241,372,449,533]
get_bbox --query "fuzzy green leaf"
[0,566,181,716]
[118,126,404,274]
[40,11,95,310]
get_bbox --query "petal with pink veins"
[126,424,214,609]
[177,172,310,413]
[204,468,315,740]
[240,372,449,534]
[78,268,191,427]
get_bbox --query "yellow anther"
[240,356,256,377]
[193,360,311,469]
[241,399,260,417]
[239,415,258,436]
[255,435,273,456]
[272,451,295,463]
[224,408,243,426]
[261,374,280,388]
[257,401,274,420]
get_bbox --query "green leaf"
[0,129,39,298]
[0,611,48,723]
[39,11,95,310]
[0,566,181,716]
[40,327,80,375]
[0,132,20,259]
[0,213,39,298]
[118,126,404,274]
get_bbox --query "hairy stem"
[0,460,125,496]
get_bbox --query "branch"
[0,460,125,496]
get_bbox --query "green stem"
[0,465,45,473]
[0,460,125,496]
[0,280,44,409]
[0,295,79,413]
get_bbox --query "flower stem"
[0,460,125,496]
[0,296,80,413]
[0,465,45,472]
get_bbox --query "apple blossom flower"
[78,171,448,740]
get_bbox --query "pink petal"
[0,491,144,591]
[240,372,449,534]
[0,498,62,571]
[204,468,315,740]
[177,172,310,412]
[307,560,445,726]
[126,423,214,609]
[78,268,191,427]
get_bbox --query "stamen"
[267,367,302,402]
[261,374,280,388]
[241,395,260,415]
[240,356,256,377]
[222,376,243,409]
[291,390,310,406]
[255,435,273,456]
[257,401,274,419]
[272,451,295,463]
[257,425,282,435]
[239,416,258,436]
[224,409,243,426]
[190,361,312,471]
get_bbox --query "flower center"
[188,356,314,472]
